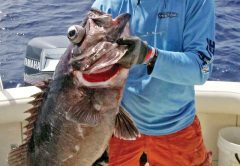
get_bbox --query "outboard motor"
[24,36,69,84]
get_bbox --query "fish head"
[68,9,131,88]
[68,9,131,45]
[87,9,131,43]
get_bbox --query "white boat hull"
[1,81,240,165]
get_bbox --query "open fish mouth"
[70,42,127,71]
[80,64,121,82]
[70,42,127,83]
[68,9,130,83]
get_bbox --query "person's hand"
[117,36,154,68]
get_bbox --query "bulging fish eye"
[68,29,76,38]
[67,25,86,44]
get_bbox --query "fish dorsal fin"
[8,144,27,166]
[8,81,51,166]
[114,107,140,140]
[23,80,51,142]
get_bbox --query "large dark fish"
[8,9,139,166]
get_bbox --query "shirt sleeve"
[91,0,109,13]
[151,0,215,85]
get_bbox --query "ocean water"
[0,0,239,88]
[211,0,240,82]
[0,0,94,88]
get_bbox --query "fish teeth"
[85,64,90,69]
[81,64,89,71]
[92,55,97,61]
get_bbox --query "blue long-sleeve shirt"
[92,0,215,135]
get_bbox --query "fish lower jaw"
[73,66,129,88]
[82,65,120,82]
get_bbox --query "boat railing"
[0,76,3,91]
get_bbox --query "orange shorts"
[109,117,212,166]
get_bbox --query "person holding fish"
[91,0,215,165]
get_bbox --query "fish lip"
[71,60,116,74]
[90,8,108,16]
[81,64,121,82]
[119,13,131,21]
[114,13,131,23]
[106,13,131,42]
[90,64,120,74]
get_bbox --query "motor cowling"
[24,36,69,84]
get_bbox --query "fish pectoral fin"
[67,103,102,126]
[114,107,140,140]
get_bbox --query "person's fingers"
[116,38,133,45]
[116,36,139,45]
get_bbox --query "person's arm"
[92,0,215,85]
[151,0,215,85]
[91,0,111,13]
